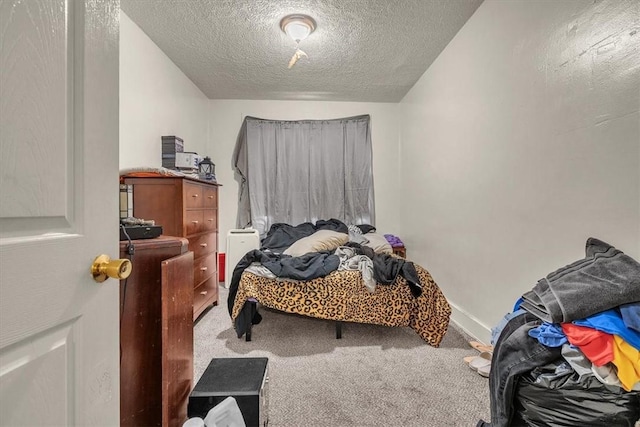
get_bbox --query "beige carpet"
[194,285,490,427]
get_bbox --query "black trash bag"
[512,358,640,427]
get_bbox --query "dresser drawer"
[203,187,217,208]
[188,232,217,259]
[184,182,204,209]
[202,209,217,232]
[193,276,218,318]
[194,252,216,285]
[185,210,203,235]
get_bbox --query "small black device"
[188,357,269,427]
[119,225,163,241]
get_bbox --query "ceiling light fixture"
[280,14,316,43]
[280,14,316,69]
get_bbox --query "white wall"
[207,100,401,257]
[399,0,640,342]
[119,12,209,169]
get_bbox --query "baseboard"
[449,302,492,344]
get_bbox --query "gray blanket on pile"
[520,237,640,323]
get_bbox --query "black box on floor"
[188,357,269,427]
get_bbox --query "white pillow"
[283,230,350,257]
[363,233,393,254]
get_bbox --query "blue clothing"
[491,309,526,346]
[528,322,567,347]
[619,302,640,333]
[573,308,640,350]
[513,297,524,312]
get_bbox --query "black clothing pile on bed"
[259,218,348,253]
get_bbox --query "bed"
[227,220,451,347]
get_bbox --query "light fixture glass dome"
[280,14,316,43]
[284,21,311,42]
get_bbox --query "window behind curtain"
[233,115,375,237]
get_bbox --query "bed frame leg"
[245,301,257,342]
[336,321,342,339]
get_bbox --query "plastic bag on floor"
[512,359,640,427]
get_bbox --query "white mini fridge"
[225,229,260,288]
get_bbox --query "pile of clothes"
[477,237,640,427]
[227,220,424,338]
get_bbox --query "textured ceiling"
[121,0,483,102]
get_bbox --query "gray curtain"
[233,115,375,237]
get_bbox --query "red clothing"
[561,323,614,366]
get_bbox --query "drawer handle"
[200,290,208,295]
[192,194,199,198]
[192,220,199,224]
[208,218,214,222]
[200,267,208,271]
[208,195,214,199]
[200,243,208,247]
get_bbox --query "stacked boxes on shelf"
[162,136,184,169]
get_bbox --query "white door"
[0,0,120,425]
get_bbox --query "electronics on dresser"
[188,358,269,427]
[175,152,201,170]
[120,217,162,241]
[162,135,184,170]
[120,225,163,241]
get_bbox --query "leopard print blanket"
[231,263,451,347]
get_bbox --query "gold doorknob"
[91,254,132,282]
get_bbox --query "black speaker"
[188,358,269,427]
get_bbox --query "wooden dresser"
[119,236,194,427]
[123,176,220,320]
